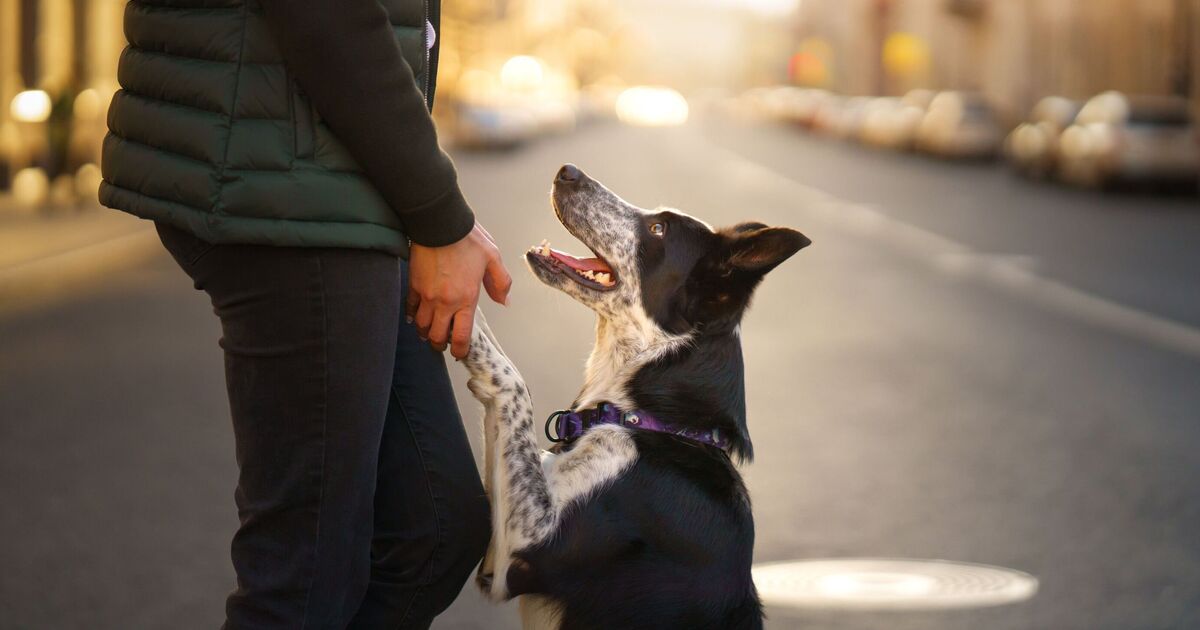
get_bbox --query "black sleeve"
[257,0,474,247]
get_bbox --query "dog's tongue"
[550,249,612,273]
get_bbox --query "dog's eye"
[649,222,666,237]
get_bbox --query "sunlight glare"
[615,86,689,127]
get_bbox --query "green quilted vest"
[99,0,436,257]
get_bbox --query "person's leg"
[348,261,490,629]
[155,224,401,629]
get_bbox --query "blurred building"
[438,0,787,94]
[5,0,1194,195]
[0,0,124,202]
[434,0,636,147]
[438,0,627,98]
[1,0,632,193]
[791,0,1200,121]
[607,0,794,90]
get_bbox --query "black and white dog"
[464,164,810,629]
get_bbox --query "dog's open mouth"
[526,239,618,291]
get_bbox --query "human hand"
[407,223,512,359]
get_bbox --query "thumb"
[483,256,512,306]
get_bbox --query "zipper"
[422,0,432,111]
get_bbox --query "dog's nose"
[556,164,581,183]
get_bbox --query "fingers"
[427,305,455,352]
[405,285,420,324]
[450,308,475,359]
[409,222,506,357]
[483,255,513,306]
[414,297,434,341]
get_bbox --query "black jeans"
[155,223,489,629]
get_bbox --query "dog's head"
[526,165,809,461]
[526,164,809,336]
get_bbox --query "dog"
[463,164,810,629]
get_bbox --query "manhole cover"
[752,558,1038,610]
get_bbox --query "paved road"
[2,116,1199,629]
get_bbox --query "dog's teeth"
[540,242,551,257]
[583,270,595,279]
[596,272,611,285]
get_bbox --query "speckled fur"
[532,174,694,410]
[465,315,637,607]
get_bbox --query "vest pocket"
[291,79,315,160]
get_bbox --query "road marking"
[709,141,1200,359]
[753,558,1039,611]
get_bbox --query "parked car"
[813,96,871,140]
[527,98,577,135]
[915,91,1004,159]
[901,88,936,111]
[1057,91,1199,189]
[742,86,807,123]
[782,89,834,128]
[858,91,930,150]
[1005,96,1082,179]
[453,102,539,149]
[859,97,903,148]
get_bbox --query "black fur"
[634,212,811,461]
[515,434,760,630]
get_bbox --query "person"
[98,0,510,627]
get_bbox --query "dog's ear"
[730,221,769,234]
[726,225,811,274]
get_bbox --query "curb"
[0,225,162,315]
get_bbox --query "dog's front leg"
[465,316,556,601]
[465,315,639,610]
[470,319,502,588]
[474,377,500,590]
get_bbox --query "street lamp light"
[500,55,546,93]
[10,89,51,123]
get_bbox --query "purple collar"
[546,403,732,453]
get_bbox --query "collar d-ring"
[545,410,567,443]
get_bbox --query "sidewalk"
[0,198,160,315]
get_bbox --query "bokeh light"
[615,86,689,127]
[72,89,104,121]
[10,90,52,123]
[499,55,546,93]
[12,167,50,208]
[74,163,103,202]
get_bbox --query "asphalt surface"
[2,115,1199,629]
